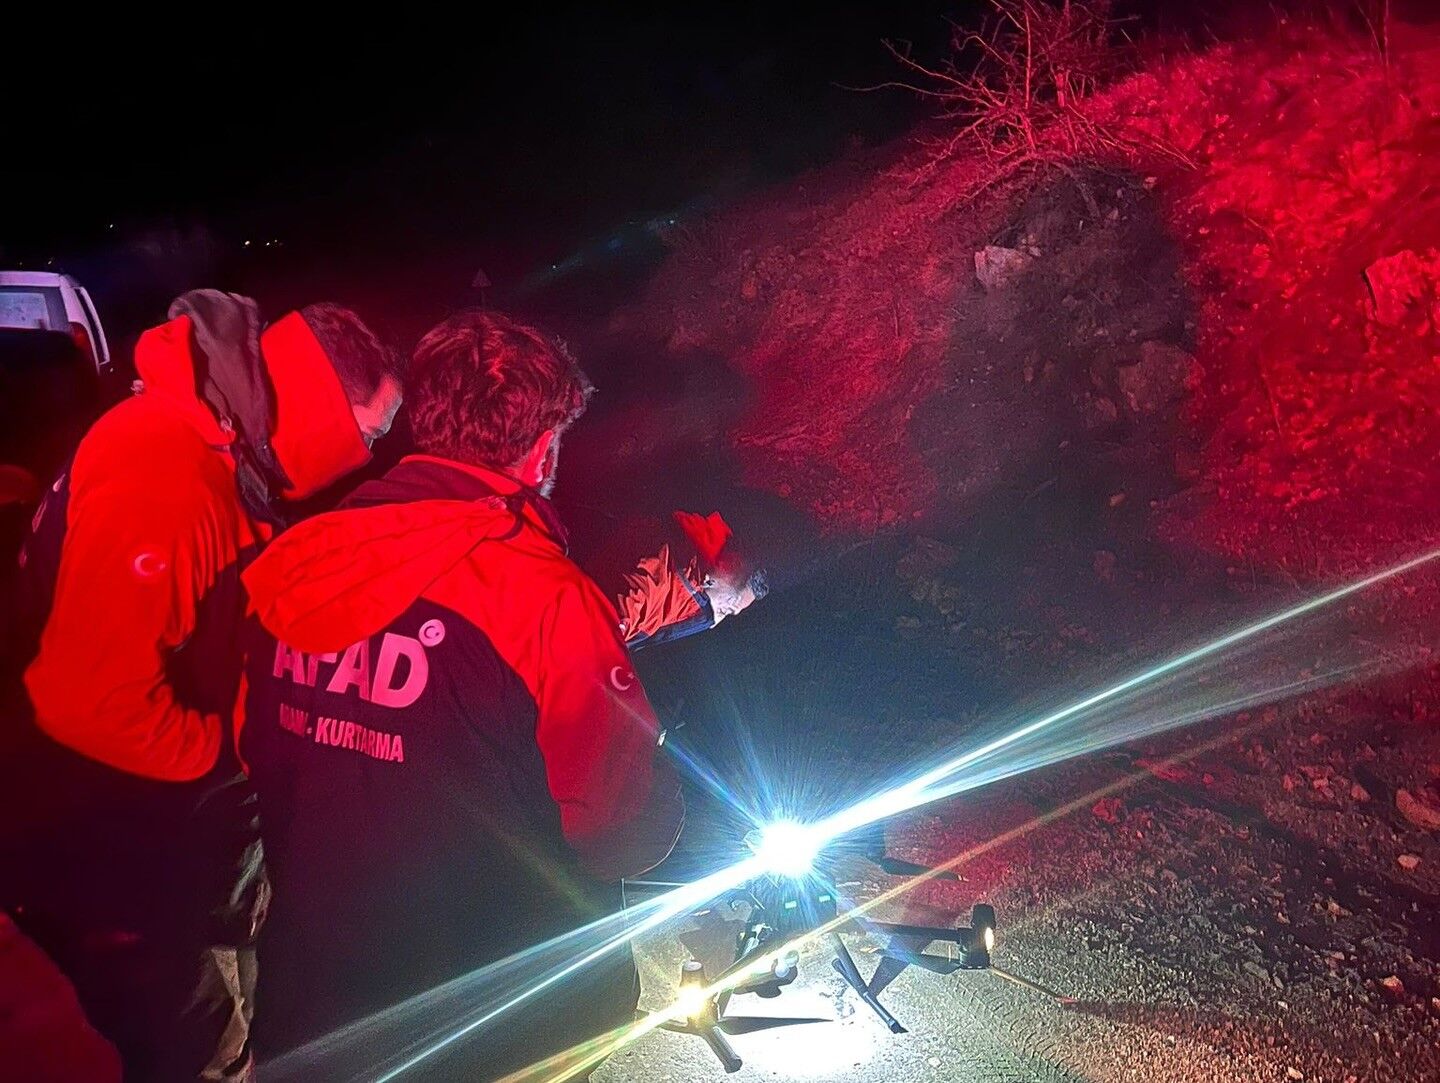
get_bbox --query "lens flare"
[265,545,1440,1082]
[673,985,709,1021]
[750,821,822,877]
[813,545,1440,842]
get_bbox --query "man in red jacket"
[612,508,768,650]
[2,290,402,1081]
[240,309,683,1075]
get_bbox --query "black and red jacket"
[239,455,683,1053]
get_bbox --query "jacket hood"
[261,311,372,501]
[133,294,372,513]
[133,314,234,445]
[244,457,562,653]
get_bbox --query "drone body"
[657,829,998,1073]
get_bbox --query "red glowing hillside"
[603,16,1440,581]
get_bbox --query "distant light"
[751,821,820,878]
[107,223,115,230]
[244,240,252,247]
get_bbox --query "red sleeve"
[24,435,226,782]
[234,668,251,775]
[615,543,707,645]
[535,576,683,879]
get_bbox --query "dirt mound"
[1148,26,1440,577]
[609,19,1440,580]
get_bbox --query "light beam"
[266,545,1440,1082]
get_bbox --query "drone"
[632,822,1008,1073]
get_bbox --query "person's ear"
[515,429,558,488]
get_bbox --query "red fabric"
[615,543,705,643]
[672,510,733,571]
[243,458,679,875]
[25,340,265,781]
[133,316,233,445]
[261,312,371,500]
[0,915,121,1083]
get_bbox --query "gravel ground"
[596,723,1440,1082]
[593,522,1440,1083]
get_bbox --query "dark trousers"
[14,908,258,1083]
[254,933,637,1082]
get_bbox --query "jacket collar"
[344,454,570,552]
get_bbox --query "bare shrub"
[879,0,1187,201]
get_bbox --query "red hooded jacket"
[6,305,368,932]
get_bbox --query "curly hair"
[408,310,594,470]
[300,302,402,404]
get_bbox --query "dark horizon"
[5,8,961,293]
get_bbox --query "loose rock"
[1116,341,1195,416]
[974,245,1031,291]
[1396,788,1440,831]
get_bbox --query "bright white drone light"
[673,983,709,1022]
[750,820,822,878]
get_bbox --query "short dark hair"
[408,310,594,470]
[300,302,400,404]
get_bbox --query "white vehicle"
[0,270,112,375]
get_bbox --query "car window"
[0,286,66,332]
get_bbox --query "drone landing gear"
[657,955,829,1074]
[828,931,906,1033]
[662,1008,743,1073]
[636,856,1024,1073]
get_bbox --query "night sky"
[7,6,981,332]
[5,2,1335,344]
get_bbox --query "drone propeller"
[867,855,962,881]
[656,1013,828,1036]
[869,945,967,975]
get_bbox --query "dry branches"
[880,0,1180,196]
